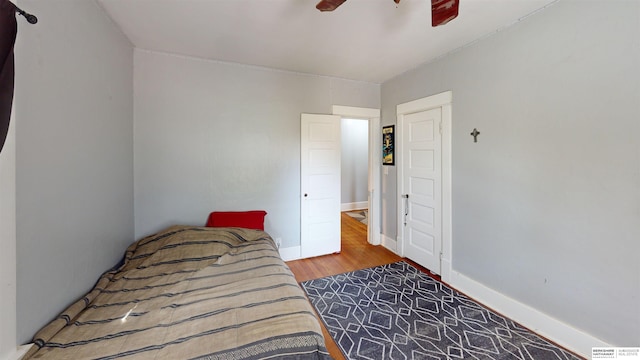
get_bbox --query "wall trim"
[278,246,301,261]
[341,202,368,212]
[17,344,33,360]
[448,271,609,358]
[5,343,34,360]
[332,105,380,118]
[396,91,452,115]
[381,235,398,255]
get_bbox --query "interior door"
[301,113,341,258]
[400,108,442,273]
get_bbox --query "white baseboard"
[3,344,34,360]
[381,234,398,255]
[278,246,301,261]
[448,270,609,358]
[341,202,368,212]
[440,257,452,284]
[17,344,33,360]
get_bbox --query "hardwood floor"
[287,211,402,360]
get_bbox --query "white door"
[301,114,341,258]
[400,108,442,273]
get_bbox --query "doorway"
[341,118,369,233]
[332,106,381,247]
[300,106,381,260]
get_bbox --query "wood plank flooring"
[286,211,402,360]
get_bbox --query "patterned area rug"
[346,210,368,225]
[301,262,581,360]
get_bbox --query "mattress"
[25,225,331,360]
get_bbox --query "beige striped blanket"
[26,226,331,360]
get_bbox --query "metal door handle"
[402,194,410,225]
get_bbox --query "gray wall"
[341,118,369,206]
[15,1,134,344]
[134,50,380,246]
[381,0,639,345]
[0,105,17,357]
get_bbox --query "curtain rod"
[13,2,37,24]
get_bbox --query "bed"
[25,225,331,359]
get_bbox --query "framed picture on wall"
[382,125,394,165]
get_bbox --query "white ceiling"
[98,0,558,83]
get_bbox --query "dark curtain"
[0,0,17,153]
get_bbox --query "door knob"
[304,193,308,197]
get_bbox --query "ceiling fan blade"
[316,0,347,12]
[431,0,459,27]
[316,0,398,12]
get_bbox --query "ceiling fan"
[316,0,460,27]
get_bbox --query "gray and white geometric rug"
[301,262,582,360]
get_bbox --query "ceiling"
[98,0,558,83]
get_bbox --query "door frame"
[332,105,381,246]
[396,91,452,282]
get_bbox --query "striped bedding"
[25,226,331,360]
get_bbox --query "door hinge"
[439,122,443,134]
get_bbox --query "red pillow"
[205,210,267,230]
